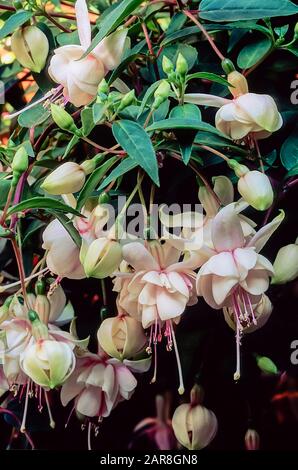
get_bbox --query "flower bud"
[28,309,49,340]
[153,80,171,109]
[228,161,274,211]
[81,237,122,279]
[172,402,218,450]
[271,241,298,285]
[117,90,135,112]
[162,55,174,75]
[41,162,86,195]
[245,429,260,451]
[11,26,49,73]
[20,339,75,389]
[176,53,188,76]
[227,71,248,97]
[11,146,28,185]
[221,58,235,75]
[51,104,79,134]
[34,294,51,325]
[97,314,147,360]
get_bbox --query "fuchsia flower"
[114,240,199,394]
[184,71,282,140]
[48,0,127,106]
[196,204,284,379]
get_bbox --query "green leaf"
[170,104,201,121]
[18,104,50,128]
[146,118,223,135]
[92,103,106,124]
[194,131,246,153]
[186,72,231,87]
[199,0,298,21]
[237,38,272,69]
[76,157,118,211]
[161,26,199,47]
[166,12,187,35]
[7,197,81,217]
[84,0,143,57]
[81,107,95,136]
[281,128,298,170]
[112,120,159,185]
[52,212,82,248]
[0,11,33,40]
[63,135,80,159]
[98,158,138,191]
[22,219,46,245]
[256,355,278,375]
[285,163,298,178]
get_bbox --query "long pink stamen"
[20,381,30,433]
[170,322,185,395]
[150,341,158,384]
[44,390,55,429]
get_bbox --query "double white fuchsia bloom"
[196,204,285,379]
[185,71,283,140]
[48,0,128,106]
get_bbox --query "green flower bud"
[162,55,174,75]
[51,104,79,134]
[117,90,135,112]
[98,192,111,205]
[11,146,28,186]
[81,237,122,279]
[11,26,49,73]
[176,53,188,76]
[271,241,298,285]
[221,58,235,75]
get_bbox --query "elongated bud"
[221,58,235,74]
[228,71,248,97]
[51,104,79,134]
[271,240,298,284]
[118,90,135,112]
[97,314,147,360]
[81,237,122,279]
[41,162,86,195]
[11,146,28,186]
[162,55,174,75]
[176,52,188,76]
[245,429,260,450]
[11,26,49,73]
[153,80,171,109]
[228,161,273,211]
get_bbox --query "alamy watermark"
[290,80,298,104]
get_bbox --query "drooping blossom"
[0,285,81,431]
[196,204,284,379]
[113,240,199,394]
[48,0,128,106]
[184,71,282,141]
[61,344,150,449]
[131,394,176,450]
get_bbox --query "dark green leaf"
[22,219,46,245]
[161,26,199,47]
[0,11,33,40]
[98,158,138,191]
[137,80,163,117]
[18,104,50,128]
[92,103,106,124]
[170,104,201,121]
[81,107,95,136]
[146,118,223,136]
[237,38,272,69]
[7,197,81,217]
[76,157,118,211]
[281,128,298,170]
[199,0,298,22]
[186,72,231,87]
[112,120,159,185]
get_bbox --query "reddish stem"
[0,407,35,449]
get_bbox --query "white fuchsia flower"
[196,204,284,379]
[48,0,127,107]
[184,71,282,141]
[113,240,199,394]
